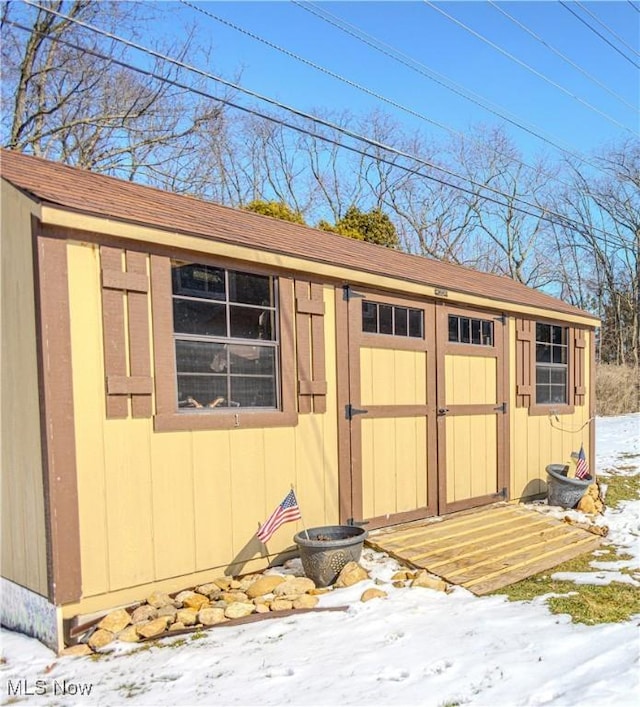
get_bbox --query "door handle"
[438,407,449,416]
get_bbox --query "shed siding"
[509,320,592,499]
[0,183,48,596]
[67,242,339,611]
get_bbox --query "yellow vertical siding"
[445,355,497,405]
[66,247,340,613]
[0,182,48,596]
[360,348,427,406]
[509,321,593,500]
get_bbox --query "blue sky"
[161,1,639,165]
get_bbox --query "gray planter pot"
[546,463,592,509]
[294,525,368,587]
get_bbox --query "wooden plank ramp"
[366,503,601,595]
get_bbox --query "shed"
[1,150,598,650]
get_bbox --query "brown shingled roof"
[1,149,595,321]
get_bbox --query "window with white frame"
[171,261,279,410]
[535,322,568,405]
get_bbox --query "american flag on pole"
[257,489,301,543]
[575,444,590,480]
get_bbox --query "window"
[535,323,568,405]
[448,315,494,346]
[362,300,423,338]
[172,261,279,410]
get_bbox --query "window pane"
[471,319,481,345]
[177,375,228,408]
[228,345,275,375]
[395,307,408,336]
[172,263,225,300]
[448,315,459,342]
[551,368,566,385]
[229,305,274,340]
[536,344,551,363]
[553,346,567,364]
[551,326,566,345]
[481,321,493,346]
[536,366,551,384]
[176,340,227,373]
[549,385,567,404]
[409,309,423,338]
[536,384,551,404]
[536,323,551,343]
[460,318,470,343]
[230,376,276,407]
[362,301,377,333]
[379,305,393,335]
[173,299,226,337]
[228,271,273,306]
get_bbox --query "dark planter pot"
[293,525,368,587]
[546,463,592,509]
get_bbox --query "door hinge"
[437,407,450,416]
[493,402,507,414]
[347,518,370,526]
[342,285,365,301]
[345,403,369,420]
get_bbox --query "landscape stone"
[182,593,210,611]
[176,608,198,626]
[169,622,186,631]
[220,591,249,604]
[131,605,158,623]
[334,562,369,588]
[270,598,293,611]
[117,626,140,643]
[224,602,255,619]
[146,591,174,608]
[195,582,220,597]
[97,608,131,634]
[273,577,316,596]
[361,588,388,602]
[213,577,234,591]
[254,603,270,613]
[61,644,93,657]
[577,494,597,514]
[198,608,227,626]
[88,628,115,650]
[391,571,411,581]
[157,605,178,620]
[136,617,171,638]
[246,575,286,598]
[411,571,448,592]
[292,594,319,609]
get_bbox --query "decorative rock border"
[65,560,449,656]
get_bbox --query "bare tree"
[1,0,225,190]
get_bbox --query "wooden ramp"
[366,504,601,595]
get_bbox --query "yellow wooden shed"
[1,150,598,650]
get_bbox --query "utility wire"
[560,1,640,69]
[181,0,580,195]
[292,0,603,173]
[20,0,598,227]
[8,7,633,248]
[423,0,635,133]
[488,0,638,113]
[628,1,640,15]
[576,0,640,59]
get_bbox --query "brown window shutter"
[100,246,153,419]
[573,328,587,406]
[295,280,327,414]
[515,318,534,408]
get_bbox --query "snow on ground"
[2,414,639,707]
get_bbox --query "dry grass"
[595,364,639,416]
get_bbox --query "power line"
[576,0,640,59]
[19,0,595,222]
[6,9,633,249]
[628,1,640,15]
[560,1,640,69]
[423,0,635,134]
[487,0,638,113]
[292,0,603,172]
[180,0,580,195]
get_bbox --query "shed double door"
[338,288,508,527]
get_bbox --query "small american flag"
[257,489,301,543]
[575,444,590,480]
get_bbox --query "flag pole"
[292,482,310,540]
